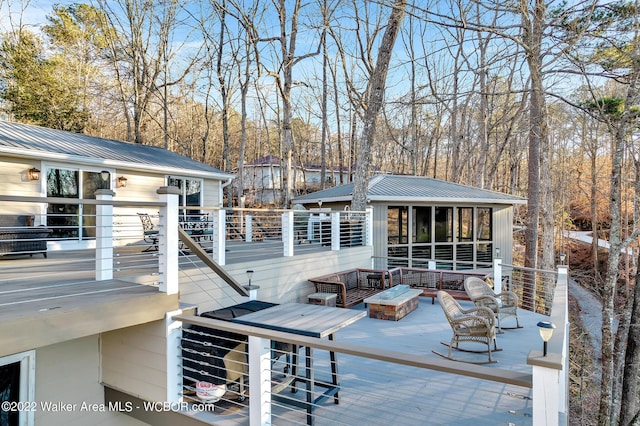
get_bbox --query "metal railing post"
[157,186,179,294]
[95,189,115,281]
[283,211,294,257]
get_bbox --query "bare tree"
[352,0,407,210]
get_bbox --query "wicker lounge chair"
[464,276,521,331]
[433,290,500,364]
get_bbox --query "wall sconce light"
[28,168,41,181]
[117,176,128,188]
[495,247,501,258]
[560,253,566,265]
[537,321,556,356]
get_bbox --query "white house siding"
[179,246,374,313]
[493,205,515,265]
[0,156,44,217]
[34,335,146,426]
[101,320,168,404]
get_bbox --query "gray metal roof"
[293,174,527,205]
[0,120,233,179]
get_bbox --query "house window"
[0,351,35,426]
[412,207,431,243]
[46,168,110,239]
[458,207,473,241]
[387,205,494,269]
[387,206,408,245]
[435,207,453,242]
[167,176,202,220]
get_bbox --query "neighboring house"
[293,174,527,269]
[0,120,234,251]
[239,155,353,205]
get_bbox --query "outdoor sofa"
[308,268,397,308]
[0,214,52,258]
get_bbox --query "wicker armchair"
[464,277,521,331]
[433,290,500,364]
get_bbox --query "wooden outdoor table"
[232,302,366,425]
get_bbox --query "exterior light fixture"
[537,321,556,356]
[240,194,246,207]
[560,253,566,265]
[28,168,41,181]
[318,200,323,209]
[117,176,128,188]
[495,247,501,258]
[244,270,258,300]
[100,170,110,189]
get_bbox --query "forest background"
[1,0,640,424]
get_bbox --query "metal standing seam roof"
[292,174,527,205]
[0,120,233,179]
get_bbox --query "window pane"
[186,179,201,206]
[477,208,492,241]
[413,207,431,243]
[458,207,473,241]
[387,206,408,244]
[435,207,453,242]
[0,361,20,426]
[47,169,78,198]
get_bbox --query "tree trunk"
[352,0,407,210]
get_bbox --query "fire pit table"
[364,285,423,321]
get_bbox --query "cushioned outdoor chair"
[433,290,500,364]
[464,276,521,331]
[138,213,159,252]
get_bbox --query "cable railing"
[175,307,538,426]
[500,263,558,315]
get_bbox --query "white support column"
[246,215,253,242]
[365,207,374,246]
[211,209,226,265]
[166,310,183,403]
[95,189,115,281]
[282,211,294,257]
[556,266,569,418]
[157,186,180,295]
[428,260,436,269]
[531,364,560,426]
[493,256,503,293]
[248,336,272,425]
[331,211,341,251]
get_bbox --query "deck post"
[365,207,373,246]
[248,335,272,425]
[246,214,253,242]
[493,256,503,293]
[95,189,115,281]
[211,209,226,265]
[331,211,341,251]
[157,186,180,294]
[282,211,294,256]
[166,310,183,403]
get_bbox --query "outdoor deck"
[173,296,542,426]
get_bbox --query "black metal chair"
[137,213,159,252]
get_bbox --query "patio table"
[232,302,365,425]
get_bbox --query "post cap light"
[560,253,566,265]
[246,270,254,280]
[495,247,501,258]
[537,321,556,356]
